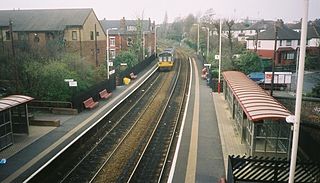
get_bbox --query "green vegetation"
[0,42,106,101]
[113,51,138,69]
[234,51,262,74]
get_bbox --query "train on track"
[158,47,175,71]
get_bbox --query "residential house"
[0,9,107,66]
[100,17,155,61]
[288,20,320,57]
[246,20,300,66]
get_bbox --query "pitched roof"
[247,22,300,40]
[247,20,274,30]
[307,24,320,39]
[100,19,151,34]
[0,9,92,31]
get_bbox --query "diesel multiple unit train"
[158,48,175,71]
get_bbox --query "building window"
[110,49,116,59]
[127,26,137,31]
[286,40,292,46]
[298,40,300,45]
[90,31,94,40]
[258,41,261,48]
[72,31,77,40]
[127,37,133,46]
[5,31,11,40]
[110,38,115,46]
[96,31,99,36]
[279,40,283,46]
[286,52,295,60]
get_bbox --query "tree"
[225,19,235,66]
[235,51,262,74]
[113,51,138,69]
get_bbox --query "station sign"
[64,79,74,82]
[69,81,78,87]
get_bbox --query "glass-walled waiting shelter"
[0,95,33,151]
[223,71,292,157]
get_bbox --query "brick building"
[0,8,107,66]
[246,20,300,66]
[100,17,156,61]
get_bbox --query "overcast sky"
[1,0,319,23]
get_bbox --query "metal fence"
[227,155,320,183]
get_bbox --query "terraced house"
[0,8,107,66]
[100,17,156,60]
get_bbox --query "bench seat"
[83,97,99,109]
[99,89,112,99]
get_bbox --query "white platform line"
[167,57,193,183]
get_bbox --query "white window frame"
[110,49,116,59]
[72,31,77,40]
[109,37,116,47]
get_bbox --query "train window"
[168,57,172,61]
[159,57,163,61]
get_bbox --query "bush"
[234,51,262,74]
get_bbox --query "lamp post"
[288,0,309,182]
[218,19,222,93]
[202,27,210,59]
[193,23,200,55]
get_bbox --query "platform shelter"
[0,95,33,151]
[222,71,292,157]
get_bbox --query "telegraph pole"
[270,23,278,96]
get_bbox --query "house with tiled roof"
[0,8,107,66]
[100,17,155,60]
[246,20,300,66]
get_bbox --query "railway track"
[126,51,189,183]
[29,49,190,183]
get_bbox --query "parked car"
[247,72,265,84]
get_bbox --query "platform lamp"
[218,19,222,94]
[202,26,210,59]
[193,23,200,55]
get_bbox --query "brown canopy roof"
[0,95,34,112]
[223,71,291,122]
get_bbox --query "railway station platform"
[169,57,246,183]
[0,62,158,182]
[0,56,246,183]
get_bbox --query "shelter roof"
[0,95,34,112]
[223,71,291,122]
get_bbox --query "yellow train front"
[158,48,175,71]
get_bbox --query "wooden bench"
[99,89,112,99]
[83,97,99,109]
[130,72,137,80]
